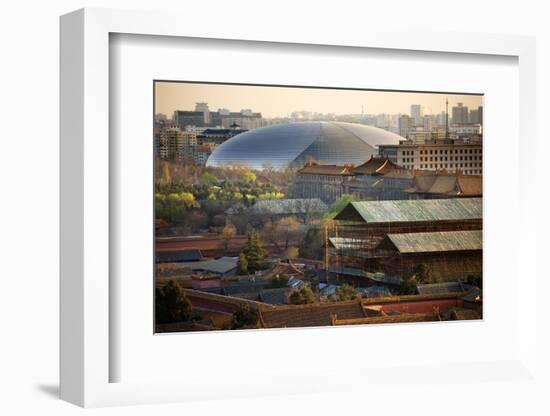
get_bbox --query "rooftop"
[351,157,405,176]
[263,261,305,279]
[383,230,482,254]
[297,163,353,176]
[156,249,203,263]
[334,197,482,224]
[405,172,482,197]
[189,256,238,274]
[258,288,292,305]
[259,299,366,328]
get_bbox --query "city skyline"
[155,81,483,119]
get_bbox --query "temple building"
[404,170,482,199]
[327,198,482,284]
[294,157,414,203]
[373,230,482,279]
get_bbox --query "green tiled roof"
[386,230,482,254]
[335,197,482,224]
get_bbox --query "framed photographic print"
[152,80,484,334]
[60,7,539,408]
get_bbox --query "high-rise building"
[173,110,205,129]
[376,113,391,129]
[195,102,211,125]
[154,115,177,158]
[410,104,422,126]
[398,115,413,138]
[469,106,483,125]
[159,127,197,163]
[436,111,447,128]
[174,107,264,130]
[423,114,435,132]
[452,103,469,124]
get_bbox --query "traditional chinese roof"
[351,157,404,175]
[405,172,482,197]
[221,279,268,296]
[381,230,482,254]
[189,256,238,274]
[334,197,482,224]
[332,311,441,326]
[259,299,366,328]
[297,163,353,176]
[361,292,468,306]
[263,261,305,279]
[155,249,203,263]
[379,169,414,179]
[258,288,292,305]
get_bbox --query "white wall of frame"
[1,1,549,415]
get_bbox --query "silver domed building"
[206,121,402,170]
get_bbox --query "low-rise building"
[394,139,483,175]
[345,157,414,201]
[293,163,353,203]
[374,230,483,280]
[294,158,414,203]
[328,198,482,283]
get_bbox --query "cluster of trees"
[289,287,315,305]
[330,284,359,302]
[261,216,303,253]
[237,231,268,274]
[155,280,192,324]
[155,192,199,225]
[266,274,289,288]
[155,159,301,233]
[156,160,261,188]
[296,195,361,261]
[322,194,358,221]
[226,303,259,330]
[298,227,323,260]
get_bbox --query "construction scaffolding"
[325,198,483,285]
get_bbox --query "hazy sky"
[155,82,483,119]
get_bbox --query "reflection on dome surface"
[206,121,402,170]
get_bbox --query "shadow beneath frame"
[34,383,59,399]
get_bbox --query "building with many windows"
[389,139,482,175]
[294,157,414,203]
[452,102,469,124]
[398,114,413,138]
[158,127,197,163]
[410,104,422,125]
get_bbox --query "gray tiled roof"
[386,230,482,254]
[335,198,482,224]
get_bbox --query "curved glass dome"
[206,121,402,170]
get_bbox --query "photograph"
[153,81,483,333]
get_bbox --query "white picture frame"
[60,7,539,408]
